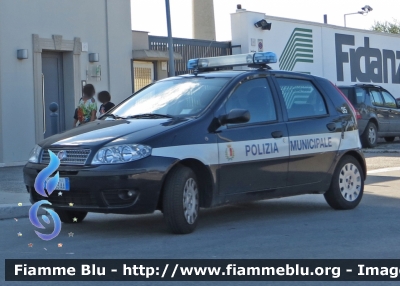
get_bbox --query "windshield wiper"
[101,114,124,119]
[126,113,175,119]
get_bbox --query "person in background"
[73,108,78,127]
[97,90,115,115]
[74,84,97,127]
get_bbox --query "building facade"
[231,9,400,94]
[0,0,133,166]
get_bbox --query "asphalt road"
[1,166,400,286]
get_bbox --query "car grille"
[41,149,91,165]
[32,189,98,207]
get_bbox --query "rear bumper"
[23,156,178,214]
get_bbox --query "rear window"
[354,88,366,104]
[338,87,365,105]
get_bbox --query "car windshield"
[109,77,230,118]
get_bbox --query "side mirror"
[396,99,400,108]
[219,109,250,125]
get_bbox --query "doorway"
[42,52,65,138]
[133,61,154,92]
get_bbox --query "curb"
[362,149,400,153]
[0,204,45,220]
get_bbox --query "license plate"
[45,177,70,191]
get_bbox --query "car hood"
[40,118,188,148]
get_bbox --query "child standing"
[74,84,97,127]
[97,91,115,115]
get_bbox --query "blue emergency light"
[187,52,277,71]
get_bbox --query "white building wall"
[105,0,133,100]
[0,0,132,165]
[231,11,400,95]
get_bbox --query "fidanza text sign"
[336,33,400,84]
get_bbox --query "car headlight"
[91,144,152,164]
[28,145,42,163]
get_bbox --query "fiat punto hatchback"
[24,52,366,234]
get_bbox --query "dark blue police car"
[24,52,366,234]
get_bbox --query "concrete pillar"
[192,0,216,40]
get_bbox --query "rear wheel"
[361,122,377,148]
[55,209,87,223]
[384,137,395,142]
[163,165,199,234]
[324,155,364,210]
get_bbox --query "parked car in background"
[338,84,400,148]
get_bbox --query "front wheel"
[324,155,364,210]
[163,165,199,234]
[55,209,87,223]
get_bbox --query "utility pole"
[165,0,175,76]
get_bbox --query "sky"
[131,0,400,41]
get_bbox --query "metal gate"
[133,61,154,92]
[149,36,231,75]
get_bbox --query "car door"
[369,89,390,133]
[380,90,400,133]
[273,76,341,186]
[217,76,289,195]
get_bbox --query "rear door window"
[370,90,384,107]
[276,78,327,119]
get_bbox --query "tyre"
[55,209,87,223]
[384,137,395,142]
[163,165,199,234]
[324,155,364,210]
[361,122,377,148]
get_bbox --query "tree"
[371,19,400,34]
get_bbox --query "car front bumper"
[23,156,178,214]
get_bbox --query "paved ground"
[0,167,30,205]
[1,169,400,286]
[364,137,400,152]
[1,140,400,286]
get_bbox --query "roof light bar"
[187,52,277,70]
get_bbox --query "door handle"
[42,73,46,135]
[271,131,283,138]
[326,122,336,131]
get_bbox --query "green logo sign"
[279,28,313,71]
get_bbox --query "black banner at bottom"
[5,259,400,281]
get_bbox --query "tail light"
[330,82,361,120]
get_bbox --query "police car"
[23,52,366,234]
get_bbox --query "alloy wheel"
[338,163,362,202]
[182,178,199,224]
[368,127,376,145]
